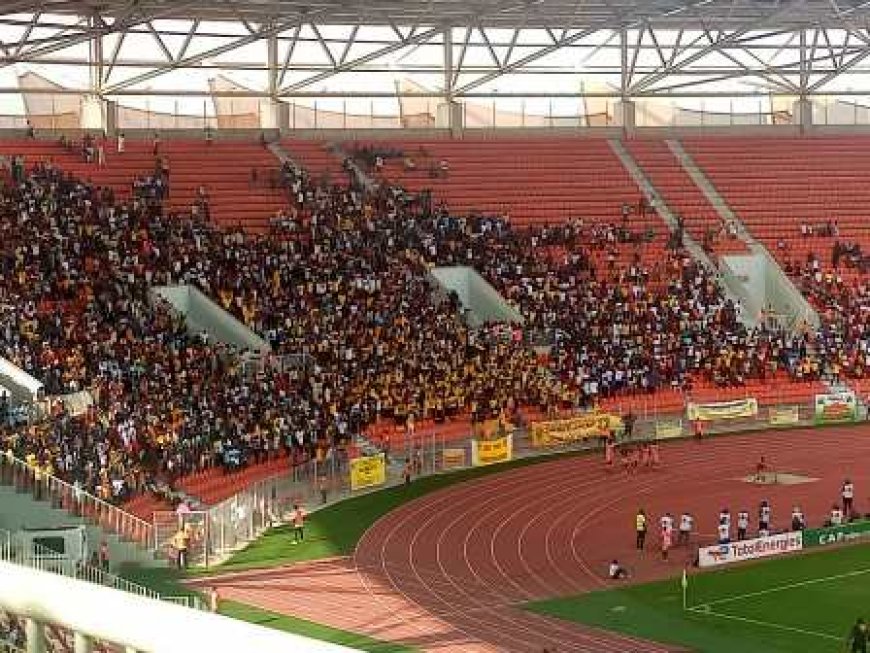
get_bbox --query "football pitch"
[526,543,870,653]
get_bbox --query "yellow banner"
[530,412,622,447]
[769,405,800,426]
[687,398,758,422]
[442,448,467,470]
[350,453,386,491]
[471,434,513,467]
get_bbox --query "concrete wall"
[0,357,44,403]
[720,252,819,330]
[430,266,524,328]
[0,486,159,570]
[151,285,270,354]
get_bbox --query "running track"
[194,426,870,652]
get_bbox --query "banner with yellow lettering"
[350,453,386,491]
[471,434,513,467]
[530,412,623,447]
[686,398,758,422]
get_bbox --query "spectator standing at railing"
[99,540,109,572]
[172,526,190,569]
[209,586,221,613]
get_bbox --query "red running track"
[195,426,870,652]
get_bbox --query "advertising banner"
[471,434,513,467]
[349,453,386,491]
[655,420,684,440]
[442,448,467,470]
[814,391,858,424]
[687,398,758,422]
[803,520,870,548]
[530,413,622,447]
[698,531,803,568]
[768,405,800,426]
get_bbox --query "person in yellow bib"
[636,508,648,551]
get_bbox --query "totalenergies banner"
[687,398,758,422]
[350,453,386,491]
[471,434,513,467]
[698,531,803,568]
[814,391,858,424]
[530,413,623,447]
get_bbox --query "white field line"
[697,566,870,609]
[686,606,841,642]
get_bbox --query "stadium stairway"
[622,138,749,257]
[0,482,163,570]
[281,138,350,186]
[680,136,870,273]
[157,140,288,232]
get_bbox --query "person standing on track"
[717,518,730,545]
[831,504,844,526]
[843,479,855,519]
[678,512,693,546]
[759,500,772,536]
[737,510,750,541]
[660,524,673,561]
[636,509,648,550]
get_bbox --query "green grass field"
[527,543,870,653]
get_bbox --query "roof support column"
[83,12,105,131]
[440,25,463,134]
[794,28,812,133]
[616,27,635,133]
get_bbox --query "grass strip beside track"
[526,543,870,653]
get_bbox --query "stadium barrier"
[814,390,859,424]
[0,526,199,609]
[803,520,870,548]
[0,452,154,547]
[698,531,803,568]
[0,561,357,653]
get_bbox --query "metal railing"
[0,527,200,611]
[0,453,153,547]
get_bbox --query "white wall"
[0,561,359,653]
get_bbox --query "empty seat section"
[624,139,749,256]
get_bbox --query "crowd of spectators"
[0,144,865,507]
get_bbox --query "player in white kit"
[678,512,693,546]
[736,510,750,541]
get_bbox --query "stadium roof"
[26,0,870,28]
[2,0,870,109]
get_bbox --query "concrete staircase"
[0,485,162,569]
[0,456,163,569]
[666,140,754,246]
[667,140,819,332]
[608,139,718,273]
